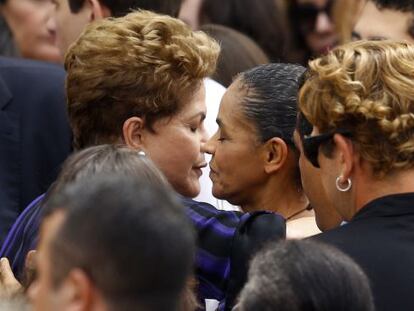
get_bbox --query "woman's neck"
[241,177,309,219]
[355,168,414,214]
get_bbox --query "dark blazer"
[312,193,414,311]
[0,57,72,244]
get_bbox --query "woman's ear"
[122,117,145,149]
[333,134,355,180]
[263,137,288,174]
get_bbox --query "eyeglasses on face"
[302,129,352,168]
[294,0,334,33]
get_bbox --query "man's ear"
[263,137,288,174]
[123,117,146,149]
[87,0,112,22]
[60,269,95,311]
[333,134,355,180]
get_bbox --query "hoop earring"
[336,176,352,192]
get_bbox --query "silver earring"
[138,150,146,156]
[336,176,352,192]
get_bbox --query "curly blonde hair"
[299,40,414,175]
[65,10,219,149]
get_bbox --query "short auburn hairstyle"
[299,40,414,176]
[65,10,219,149]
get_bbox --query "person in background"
[205,63,320,238]
[0,0,60,62]
[299,40,414,311]
[236,240,374,311]
[0,56,72,245]
[332,0,361,44]
[199,24,269,87]
[287,0,338,64]
[352,0,414,42]
[52,0,183,60]
[199,0,290,62]
[29,171,195,311]
[0,14,18,57]
[179,0,202,29]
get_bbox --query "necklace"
[286,204,312,220]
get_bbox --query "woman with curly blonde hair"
[295,40,414,311]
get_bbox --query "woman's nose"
[202,131,218,155]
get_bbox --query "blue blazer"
[0,57,72,244]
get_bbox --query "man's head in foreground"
[51,0,183,58]
[29,173,195,311]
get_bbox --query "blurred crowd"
[0,0,414,311]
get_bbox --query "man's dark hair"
[372,0,414,11]
[199,0,289,62]
[237,240,375,311]
[45,174,195,311]
[68,0,182,17]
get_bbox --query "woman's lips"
[193,162,207,177]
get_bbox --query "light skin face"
[125,85,209,198]
[204,79,268,206]
[353,1,414,42]
[296,0,337,55]
[51,0,89,59]
[29,211,67,311]
[1,0,61,62]
[179,0,202,30]
[51,0,109,61]
[293,129,343,231]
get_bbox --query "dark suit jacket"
[0,57,72,244]
[312,193,414,311]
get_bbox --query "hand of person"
[22,250,37,290]
[0,257,22,298]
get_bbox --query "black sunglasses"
[302,129,352,168]
[294,0,334,33]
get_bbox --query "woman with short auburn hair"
[2,11,285,310]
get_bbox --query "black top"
[313,192,414,311]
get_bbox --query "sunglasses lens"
[295,0,333,33]
[296,6,318,31]
[303,139,320,168]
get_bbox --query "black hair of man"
[44,173,195,311]
[237,240,375,311]
[371,0,414,11]
[68,0,182,17]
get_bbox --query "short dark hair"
[199,0,289,62]
[237,240,375,311]
[199,24,269,87]
[238,63,306,145]
[372,0,414,11]
[68,0,183,17]
[45,174,195,311]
